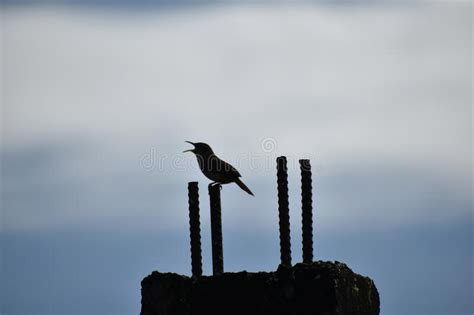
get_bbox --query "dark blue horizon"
[1,218,472,315]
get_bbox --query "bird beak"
[183,141,195,153]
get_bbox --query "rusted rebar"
[188,182,202,277]
[277,156,292,267]
[209,184,224,275]
[300,159,313,263]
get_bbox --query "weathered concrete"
[141,261,380,315]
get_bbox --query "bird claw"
[208,182,222,190]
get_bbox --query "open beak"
[183,141,195,153]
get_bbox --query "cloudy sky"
[1,1,472,315]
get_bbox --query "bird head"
[183,141,214,156]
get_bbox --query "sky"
[1,1,473,315]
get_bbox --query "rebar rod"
[300,159,313,263]
[209,184,224,275]
[188,181,203,277]
[277,156,292,267]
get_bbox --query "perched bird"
[183,141,254,196]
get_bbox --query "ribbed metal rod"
[300,159,313,263]
[277,156,292,267]
[188,182,203,277]
[209,184,224,275]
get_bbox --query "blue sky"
[1,1,472,315]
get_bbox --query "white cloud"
[2,3,471,231]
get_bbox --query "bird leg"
[208,182,223,190]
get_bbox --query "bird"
[183,141,254,196]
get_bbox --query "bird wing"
[226,162,242,178]
[210,156,241,178]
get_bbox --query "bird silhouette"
[184,141,254,196]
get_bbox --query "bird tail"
[235,178,254,196]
